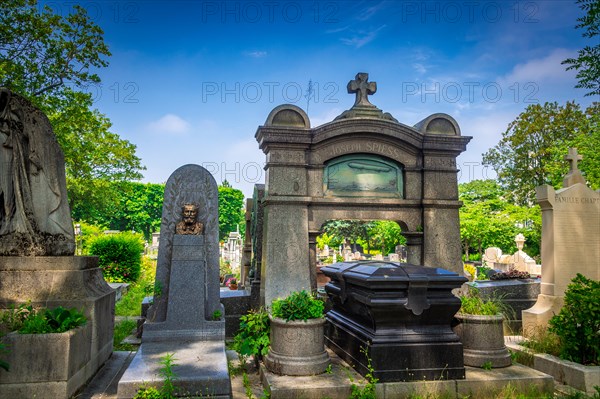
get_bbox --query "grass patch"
[115,256,156,317]
[521,326,562,357]
[114,318,137,351]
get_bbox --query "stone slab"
[220,289,251,338]
[261,350,553,399]
[456,363,553,398]
[117,340,231,399]
[77,351,135,399]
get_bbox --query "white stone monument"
[522,149,600,335]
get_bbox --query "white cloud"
[340,25,387,48]
[243,50,267,58]
[500,48,576,84]
[147,114,191,135]
[356,2,387,21]
[310,107,344,127]
[412,63,427,74]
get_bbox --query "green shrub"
[233,308,270,362]
[272,290,324,321]
[459,288,510,317]
[549,273,599,365]
[90,232,144,283]
[19,307,86,334]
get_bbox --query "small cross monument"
[563,147,585,187]
[348,72,377,107]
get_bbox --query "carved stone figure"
[175,203,204,235]
[0,88,74,256]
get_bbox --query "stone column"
[403,232,423,265]
[309,232,320,291]
[262,203,311,305]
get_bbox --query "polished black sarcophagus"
[321,261,467,382]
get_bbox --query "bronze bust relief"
[176,203,204,235]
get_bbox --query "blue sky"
[50,0,596,196]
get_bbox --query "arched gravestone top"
[414,113,461,136]
[0,88,74,256]
[265,104,310,128]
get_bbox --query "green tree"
[483,102,599,205]
[108,182,164,241]
[1,0,145,221]
[459,180,541,261]
[218,181,245,241]
[44,89,144,223]
[321,220,374,252]
[367,221,405,255]
[0,0,109,95]
[562,0,600,97]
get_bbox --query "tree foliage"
[483,102,599,205]
[106,182,164,241]
[459,180,541,261]
[218,181,245,241]
[1,0,145,220]
[562,0,600,97]
[43,89,145,222]
[0,0,110,95]
[320,219,405,255]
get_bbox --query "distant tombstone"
[0,88,74,256]
[483,247,503,265]
[145,165,224,338]
[151,232,160,247]
[388,253,400,262]
[374,254,384,261]
[523,149,600,334]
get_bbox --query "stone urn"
[264,316,330,376]
[453,313,511,368]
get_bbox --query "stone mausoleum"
[255,73,472,305]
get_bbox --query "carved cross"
[347,73,377,107]
[564,147,583,173]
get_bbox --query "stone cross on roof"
[563,147,586,187]
[347,72,377,107]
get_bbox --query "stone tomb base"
[0,256,115,399]
[260,350,554,399]
[117,340,231,398]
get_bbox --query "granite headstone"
[118,164,230,398]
